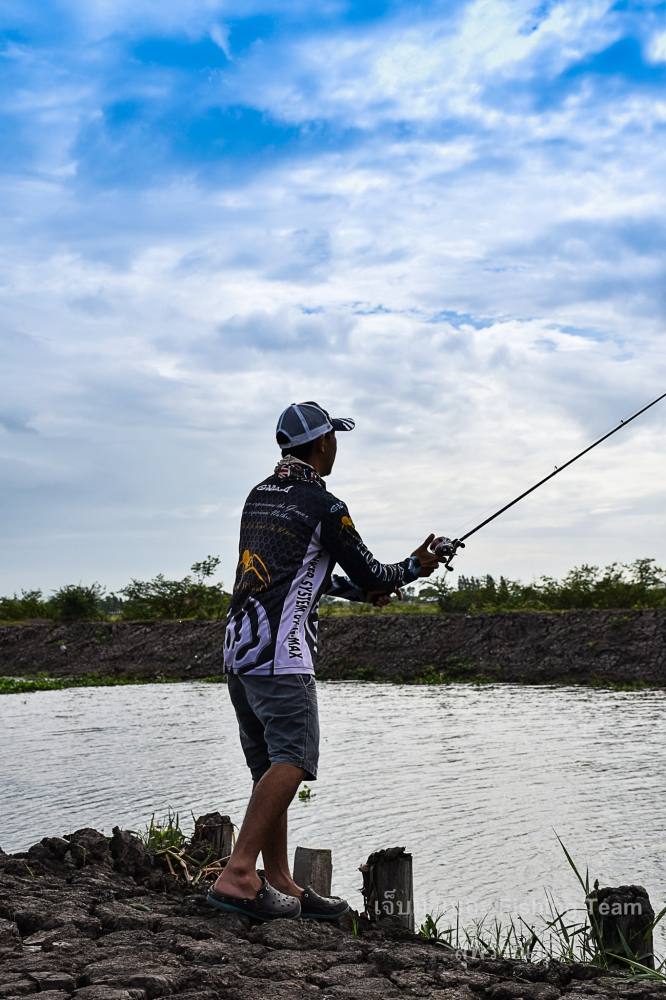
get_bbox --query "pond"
[2,680,664,952]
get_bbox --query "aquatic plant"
[0,674,229,695]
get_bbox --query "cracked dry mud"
[1,827,664,1000]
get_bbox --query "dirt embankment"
[1,610,665,686]
[1,828,664,999]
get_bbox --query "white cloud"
[210,22,233,60]
[646,29,666,63]
[217,0,621,127]
[1,0,664,592]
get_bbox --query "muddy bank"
[0,610,665,687]
[1,827,663,999]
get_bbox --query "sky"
[1,0,665,597]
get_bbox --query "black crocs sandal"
[206,873,301,921]
[300,885,350,920]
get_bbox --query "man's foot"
[258,869,349,920]
[300,885,350,920]
[207,873,301,922]
[213,868,262,899]
[259,868,304,898]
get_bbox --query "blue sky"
[1,0,665,595]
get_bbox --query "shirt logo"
[238,550,271,590]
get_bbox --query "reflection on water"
[2,681,665,950]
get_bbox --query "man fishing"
[207,401,441,921]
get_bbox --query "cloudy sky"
[1,0,665,597]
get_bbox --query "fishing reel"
[430,536,465,571]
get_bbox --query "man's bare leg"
[213,763,304,898]
[260,807,304,898]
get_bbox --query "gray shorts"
[226,672,320,782]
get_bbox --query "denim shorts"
[226,672,320,782]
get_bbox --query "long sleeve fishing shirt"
[223,456,421,675]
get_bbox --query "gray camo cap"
[276,401,355,448]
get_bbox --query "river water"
[2,681,665,953]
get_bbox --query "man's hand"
[412,533,440,577]
[366,588,403,607]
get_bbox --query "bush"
[420,558,666,613]
[49,583,105,622]
[118,556,230,620]
[0,589,48,621]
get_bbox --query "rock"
[26,838,73,870]
[168,994,221,1000]
[26,971,77,992]
[28,993,71,1000]
[110,829,152,878]
[0,974,38,997]
[307,962,378,988]
[319,977,401,998]
[389,967,448,993]
[249,917,339,951]
[230,982,322,1000]
[94,901,160,933]
[429,989,483,1000]
[74,990,147,1000]
[238,948,329,981]
[487,981,562,1000]
[0,916,20,947]
[169,935,231,963]
[569,963,606,981]
[65,830,112,869]
[80,954,186,997]
[11,900,93,938]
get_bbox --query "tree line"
[1,557,664,624]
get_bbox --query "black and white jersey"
[223,457,421,676]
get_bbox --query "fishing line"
[432,391,666,569]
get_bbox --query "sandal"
[206,873,301,921]
[300,885,350,920]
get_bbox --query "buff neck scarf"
[274,454,325,489]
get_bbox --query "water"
[2,681,665,953]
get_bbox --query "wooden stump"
[293,846,332,896]
[359,846,414,931]
[191,812,235,861]
[587,884,655,969]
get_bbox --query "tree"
[49,583,104,622]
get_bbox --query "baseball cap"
[276,401,355,448]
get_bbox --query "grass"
[1,670,662,695]
[418,836,666,981]
[319,602,441,616]
[135,808,236,885]
[0,673,229,695]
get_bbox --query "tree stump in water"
[359,846,414,931]
[191,813,235,863]
[293,847,333,896]
[587,884,655,969]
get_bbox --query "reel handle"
[430,536,465,571]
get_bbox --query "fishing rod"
[431,391,666,570]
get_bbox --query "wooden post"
[191,813,235,861]
[586,884,655,969]
[359,846,414,932]
[293,847,332,896]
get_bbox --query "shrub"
[118,556,230,620]
[49,583,105,622]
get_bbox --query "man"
[207,401,440,921]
